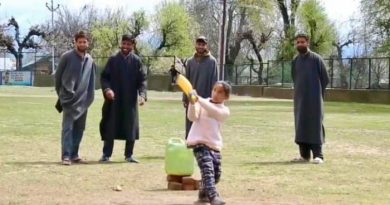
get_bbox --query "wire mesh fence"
[1,50,389,90]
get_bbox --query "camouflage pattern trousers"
[193,145,222,199]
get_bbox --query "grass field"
[0,86,389,205]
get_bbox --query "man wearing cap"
[183,36,218,138]
[99,34,147,163]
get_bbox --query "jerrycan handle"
[168,138,185,145]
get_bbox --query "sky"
[0,0,361,30]
[0,0,361,58]
[0,0,162,28]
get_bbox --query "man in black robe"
[291,33,329,164]
[99,35,147,163]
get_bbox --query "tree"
[0,17,45,70]
[42,5,99,56]
[240,30,272,84]
[332,39,352,88]
[223,0,274,83]
[153,1,193,58]
[297,0,337,56]
[225,5,247,79]
[183,0,275,81]
[184,0,248,79]
[360,0,390,55]
[183,0,220,56]
[0,24,8,47]
[91,9,149,57]
[276,0,301,60]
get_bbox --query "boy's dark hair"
[74,31,89,41]
[295,33,310,41]
[215,81,232,99]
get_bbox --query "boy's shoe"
[210,196,226,205]
[99,156,110,163]
[125,157,139,163]
[291,157,309,163]
[62,157,71,166]
[196,190,209,203]
[312,157,324,164]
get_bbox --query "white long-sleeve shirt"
[186,97,230,151]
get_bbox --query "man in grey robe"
[55,31,96,165]
[291,33,329,164]
[183,36,218,138]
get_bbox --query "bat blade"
[176,74,193,96]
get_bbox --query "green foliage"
[238,0,274,30]
[361,0,390,55]
[297,0,337,56]
[155,1,193,58]
[91,9,149,57]
[91,24,122,57]
[277,27,297,60]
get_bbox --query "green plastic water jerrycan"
[165,138,194,176]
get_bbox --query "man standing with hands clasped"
[99,34,147,163]
[291,33,329,164]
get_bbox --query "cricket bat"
[170,67,197,102]
[169,66,200,118]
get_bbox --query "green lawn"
[0,86,389,205]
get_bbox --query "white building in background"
[0,57,16,71]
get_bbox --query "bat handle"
[189,93,198,104]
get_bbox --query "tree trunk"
[17,48,23,70]
[248,39,264,85]
[225,7,246,80]
[333,40,352,88]
[277,0,290,36]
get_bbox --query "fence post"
[249,64,252,85]
[330,58,334,88]
[349,58,353,89]
[235,65,238,85]
[368,58,371,89]
[3,51,5,70]
[34,51,37,73]
[266,61,269,86]
[281,61,285,87]
[388,57,390,89]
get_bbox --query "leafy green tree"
[153,1,193,58]
[297,0,337,56]
[91,9,149,57]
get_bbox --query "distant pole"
[46,0,59,74]
[218,0,227,80]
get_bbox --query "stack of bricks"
[167,175,201,191]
